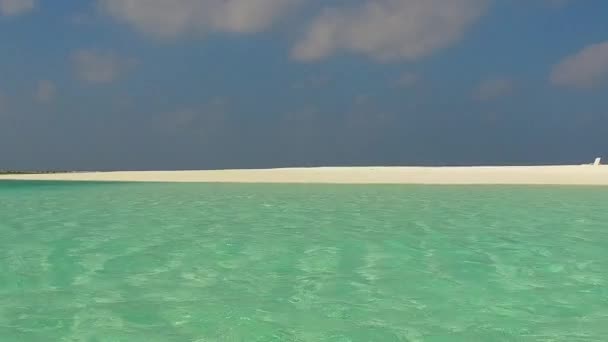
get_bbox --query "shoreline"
[1,166,607,185]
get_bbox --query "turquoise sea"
[1,181,607,341]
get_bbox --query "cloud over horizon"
[71,49,136,84]
[395,72,420,88]
[292,0,489,62]
[99,0,301,38]
[35,80,56,103]
[473,77,515,102]
[551,41,608,89]
[0,90,6,114]
[97,0,490,63]
[0,0,34,16]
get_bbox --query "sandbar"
[1,166,607,185]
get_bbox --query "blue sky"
[1,0,607,170]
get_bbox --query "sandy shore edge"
[1,166,607,185]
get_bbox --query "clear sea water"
[1,181,607,341]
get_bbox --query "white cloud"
[292,0,488,62]
[35,80,56,103]
[99,0,300,38]
[473,77,514,101]
[551,41,608,89]
[0,0,35,16]
[72,49,136,84]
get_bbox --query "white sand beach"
[1,166,607,185]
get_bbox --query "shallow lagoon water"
[1,181,607,341]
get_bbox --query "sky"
[0,0,607,170]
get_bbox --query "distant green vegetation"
[0,171,31,175]
[0,171,71,175]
